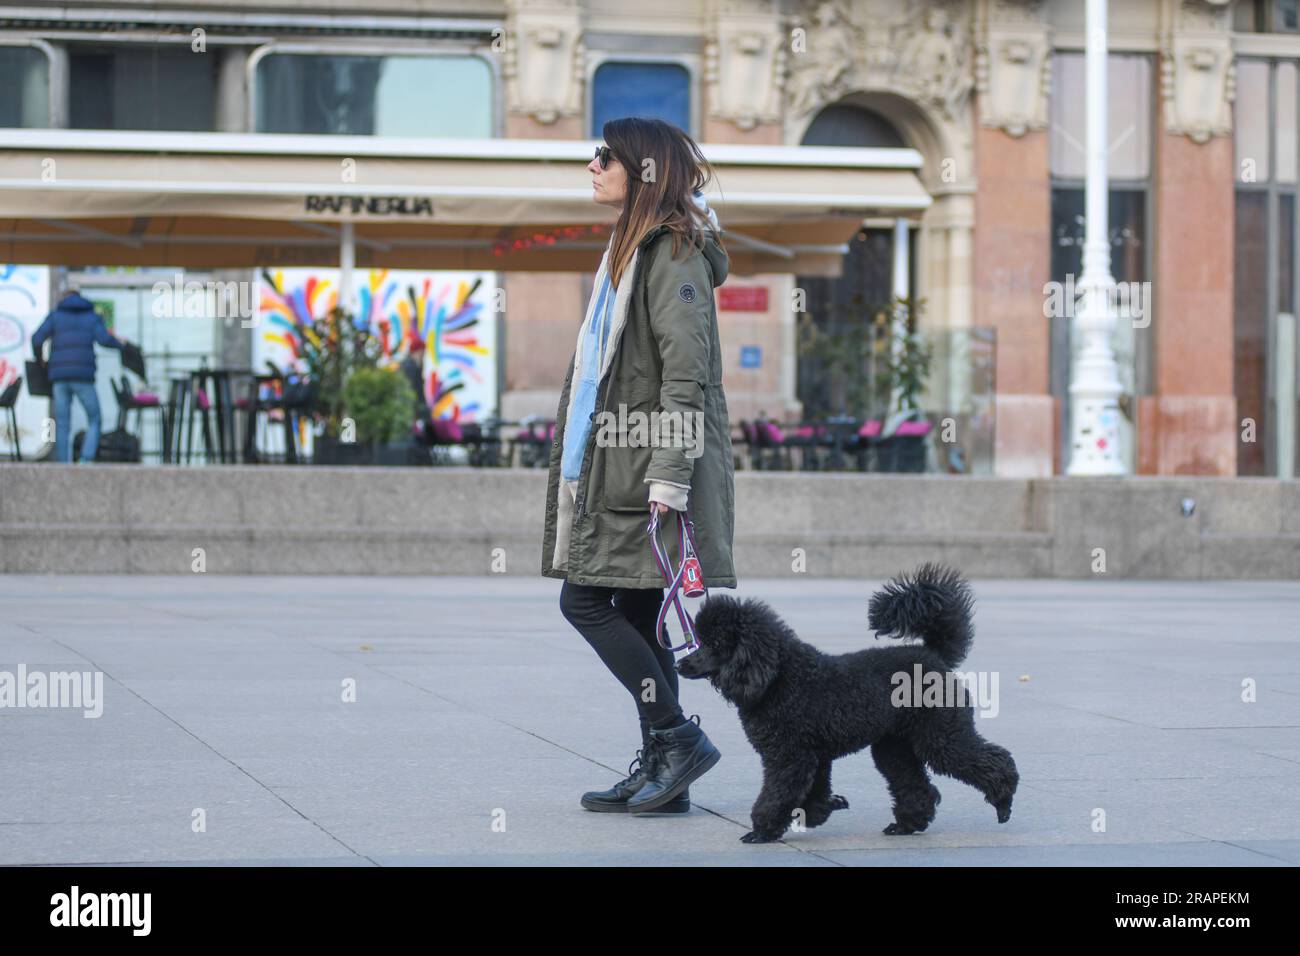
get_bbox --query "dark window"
[1234,0,1299,32]
[800,103,906,148]
[590,62,690,136]
[795,228,896,420]
[69,45,216,131]
[1235,192,1270,475]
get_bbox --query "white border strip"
[0,178,931,209]
[0,128,924,169]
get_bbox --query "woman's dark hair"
[602,117,725,288]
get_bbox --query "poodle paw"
[990,792,1013,824]
[882,819,929,835]
[740,829,784,844]
[801,795,847,829]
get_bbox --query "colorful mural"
[0,265,51,459]
[253,267,497,422]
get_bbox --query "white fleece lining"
[552,240,640,573]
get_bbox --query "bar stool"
[184,370,217,464]
[243,363,311,464]
[1,377,22,461]
[112,375,166,463]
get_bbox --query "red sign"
[718,286,768,312]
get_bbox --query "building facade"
[1,0,1294,477]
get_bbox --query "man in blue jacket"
[30,289,129,463]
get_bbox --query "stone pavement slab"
[1,575,1297,866]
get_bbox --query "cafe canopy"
[0,129,930,277]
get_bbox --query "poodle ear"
[717,600,782,706]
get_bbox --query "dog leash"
[647,506,708,653]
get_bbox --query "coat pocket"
[596,427,654,511]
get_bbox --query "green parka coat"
[540,222,737,589]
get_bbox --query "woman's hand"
[650,500,669,514]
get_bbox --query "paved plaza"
[1,574,1297,866]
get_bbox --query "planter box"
[313,436,425,466]
[374,440,422,466]
[312,436,372,466]
[875,435,928,473]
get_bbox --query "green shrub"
[342,366,416,445]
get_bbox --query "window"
[1233,58,1300,477]
[254,54,492,137]
[1049,52,1151,181]
[69,45,217,131]
[0,45,49,127]
[590,61,690,136]
[1235,0,1300,32]
[1049,52,1154,474]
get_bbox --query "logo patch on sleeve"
[677,282,697,303]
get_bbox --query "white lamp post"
[890,217,910,413]
[339,221,356,317]
[1066,0,1127,475]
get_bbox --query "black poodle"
[677,562,1019,843]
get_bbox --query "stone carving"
[1160,0,1234,143]
[502,0,585,126]
[704,0,786,131]
[1177,0,1232,30]
[783,0,860,119]
[782,0,974,125]
[974,0,1050,137]
[892,6,974,123]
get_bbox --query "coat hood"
[638,191,729,288]
[693,190,729,288]
[700,230,729,288]
[59,293,96,312]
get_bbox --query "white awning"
[0,130,931,276]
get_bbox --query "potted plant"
[340,366,417,465]
[302,306,383,464]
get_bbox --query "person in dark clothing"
[400,334,436,450]
[30,289,128,463]
[400,335,431,423]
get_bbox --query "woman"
[540,117,737,816]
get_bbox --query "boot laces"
[622,747,649,783]
[645,715,696,766]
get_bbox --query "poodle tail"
[868,562,975,668]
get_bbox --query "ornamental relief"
[1161,0,1234,143]
[781,0,975,125]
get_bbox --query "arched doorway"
[795,103,917,421]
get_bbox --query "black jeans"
[559,581,683,747]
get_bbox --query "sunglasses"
[594,145,618,170]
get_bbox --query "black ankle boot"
[580,743,691,813]
[627,714,719,814]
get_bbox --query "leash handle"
[648,506,709,652]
